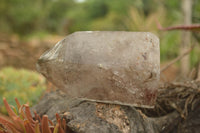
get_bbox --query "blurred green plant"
[0,0,199,66]
[0,67,46,114]
[124,7,181,62]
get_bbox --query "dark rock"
[32,91,179,133]
[32,80,200,133]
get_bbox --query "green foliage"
[105,0,134,15]
[0,0,42,35]
[190,46,200,67]
[124,7,182,61]
[0,0,199,35]
[86,0,108,19]
[193,0,200,22]
[162,0,181,21]
[0,0,199,64]
[0,67,46,114]
[160,32,180,61]
[43,0,75,33]
[89,12,127,31]
[0,0,75,35]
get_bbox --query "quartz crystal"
[37,31,160,108]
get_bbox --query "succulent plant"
[0,67,46,114]
[0,98,66,133]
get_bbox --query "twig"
[156,20,200,32]
[161,46,194,72]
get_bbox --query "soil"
[0,33,64,70]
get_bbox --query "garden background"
[0,0,199,114]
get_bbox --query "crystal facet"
[37,31,160,108]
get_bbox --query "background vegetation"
[0,0,199,114]
[0,67,46,114]
[0,0,199,61]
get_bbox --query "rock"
[32,80,200,133]
[37,31,160,108]
[32,91,165,133]
[32,89,200,133]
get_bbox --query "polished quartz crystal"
[37,31,160,108]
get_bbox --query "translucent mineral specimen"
[37,31,160,108]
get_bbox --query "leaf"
[1,98,67,133]
[18,105,26,120]
[0,116,20,133]
[24,104,36,126]
[55,114,65,133]
[3,98,18,119]
[53,124,59,133]
[62,119,66,132]
[3,98,24,132]
[15,98,21,110]
[48,119,54,126]
[34,121,41,133]
[24,119,35,133]
[41,115,51,133]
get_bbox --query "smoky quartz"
[37,31,160,108]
